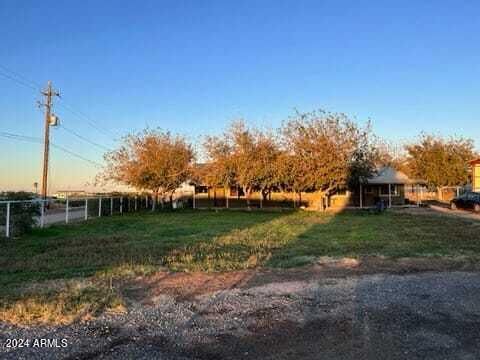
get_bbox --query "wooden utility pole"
[40,81,60,199]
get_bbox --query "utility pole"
[40,81,60,199]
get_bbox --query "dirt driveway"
[398,204,480,221]
[2,259,480,360]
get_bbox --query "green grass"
[1,208,480,324]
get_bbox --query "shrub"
[0,192,40,237]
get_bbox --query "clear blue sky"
[1,0,479,192]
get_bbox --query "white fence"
[0,195,156,238]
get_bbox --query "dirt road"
[2,262,480,359]
[37,208,86,226]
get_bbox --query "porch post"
[388,183,392,208]
[193,186,196,209]
[359,183,363,209]
[416,184,420,206]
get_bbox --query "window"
[336,187,347,196]
[195,186,208,194]
[379,184,399,196]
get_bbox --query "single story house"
[330,166,424,208]
[469,158,480,193]
[184,164,423,209]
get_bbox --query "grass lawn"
[1,209,480,324]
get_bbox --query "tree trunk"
[261,188,268,201]
[244,186,251,208]
[152,190,158,211]
[225,187,229,208]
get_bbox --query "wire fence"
[0,191,307,238]
[0,195,160,238]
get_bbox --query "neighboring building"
[54,190,86,199]
[469,158,480,193]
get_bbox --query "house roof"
[469,158,480,165]
[367,166,413,185]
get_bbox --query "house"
[359,166,413,207]
[330,166,423,208]
[469,158,480,192]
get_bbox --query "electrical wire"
[0,69,39,92]
[0,64,42,90]
[56,100,120,140]
[0,131,103,168]
[58,124,112,151]
[0,63,119,143]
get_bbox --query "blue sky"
[1,0,479,191]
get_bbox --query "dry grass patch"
[0,280,125,326]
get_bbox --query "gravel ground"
[2,270,480,359]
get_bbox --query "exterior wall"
[329,184,406,208]
[474,164,480,192]
[192,184,407,208]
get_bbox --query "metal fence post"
[110,197,113,215]
[5,202,10,238]
[120,197,123,214]
[85,198,88,220]
[66,197,70,224]
[40,201,45,228]
[98,197,102,217]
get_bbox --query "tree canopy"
[405,134,476,189]
[101,129,194,207]
[281,110,376,195]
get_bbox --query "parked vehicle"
[450,192,480,212]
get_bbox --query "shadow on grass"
[5,206,480,326]
[0,209,293,289]
[268,207,480,267]
[4,206,477,293]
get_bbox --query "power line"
[0,68,39,92]
[56,100,120,140]
[58,124,112,151]
[0,64,42,90]
[0,63,120,142]
[0,131,103,168]
[50,143,103,168]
